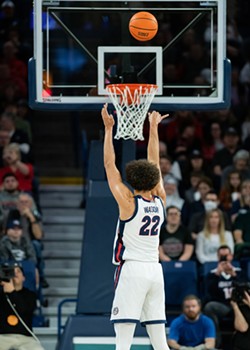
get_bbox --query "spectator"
[203,245,246,348]
[170,124,202,158]
[159,206,194,262]
[219,170,242,214]
[202,121,224,163]
[16,193,48,288]
[0,172,20,233]
[188,176,214,218]
[221,149,250,186]
[189,190,231,241]
[168,294,216,350]
[231,290,250,350]
[233,210,250,260]
[159,110,203,152]
[0,218,36,263]
[195,208,234,264]
[212,127,240,177]
[0,128,11,167]
[231,179,250,222]
[0,112,31,159]
[0,264,45,350]
[164,176,183,207]
[15,99,32,143]
[184,149,211,183]
[0,143,34,193]
[0,40,27,97]
[160,155,179,184]
[0,0,18,45]
[184,171,204,204]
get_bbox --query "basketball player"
[101,103,170,350]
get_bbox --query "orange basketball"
[129,11,158,42]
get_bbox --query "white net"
[106,84,158,140]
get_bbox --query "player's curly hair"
[125,159,160,191]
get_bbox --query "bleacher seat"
[21,260,36,292]
[161,261,198,306]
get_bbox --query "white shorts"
[110,260,166,325]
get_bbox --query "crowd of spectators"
[0,0,48,292]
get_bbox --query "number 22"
[139,215,160,236]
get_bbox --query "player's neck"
[134,190,153,201]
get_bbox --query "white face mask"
[204,200,218,212]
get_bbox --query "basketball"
[129,11,158,42]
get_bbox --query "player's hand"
[148,111,169,126]
[101,103,115,129]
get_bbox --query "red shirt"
[0,164,34,191]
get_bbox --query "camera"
[231,281,250,304]
[219,255,228,262]
[0,263,15,282]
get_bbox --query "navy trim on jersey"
[141,320,167,326]
[120,196,139,223]
[111,319,167,325]
[111,319,139,324]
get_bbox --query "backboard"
[29,0,230,111]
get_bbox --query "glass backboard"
[29,0,231,111]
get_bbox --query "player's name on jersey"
[144,206,159,213]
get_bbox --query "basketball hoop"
[106,83,158,141]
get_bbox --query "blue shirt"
[169,314,215,346]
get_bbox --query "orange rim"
[106,83,158,95]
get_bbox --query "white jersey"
[113,195,165,264]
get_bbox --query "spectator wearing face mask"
[195,208,234,264]
[188,190,231,240]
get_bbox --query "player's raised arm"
[147,111,168,201]
[147,111,168,167]
[101,104,131,206]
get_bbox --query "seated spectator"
[0,128,11,167]
[219,170,242,214]
[184,171,203,204]
[201,121,224,163]
[0,264,45,350]
[159,110,203,154]
[0,218,37,265]
[233,210,250,260]
[15,99,32,143]
[0,40,27,97]
[159,206,194,262]
[0,143,34,193]
[188,176,214,218]
[8,193,48,288]
[221,149,250,186]
[164,176,184,210]
[196,208,234,264]
[189,190,231,241]
[183,149,211,188]
[231,290,250,350]
[164,175,193,225]
[168,294,216,350]
[0,172,20,233]
[231,179,250,222]
[0,112,31,161]
[212,127,240,191]
[203,245,246,348]
[160,155,178,182]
